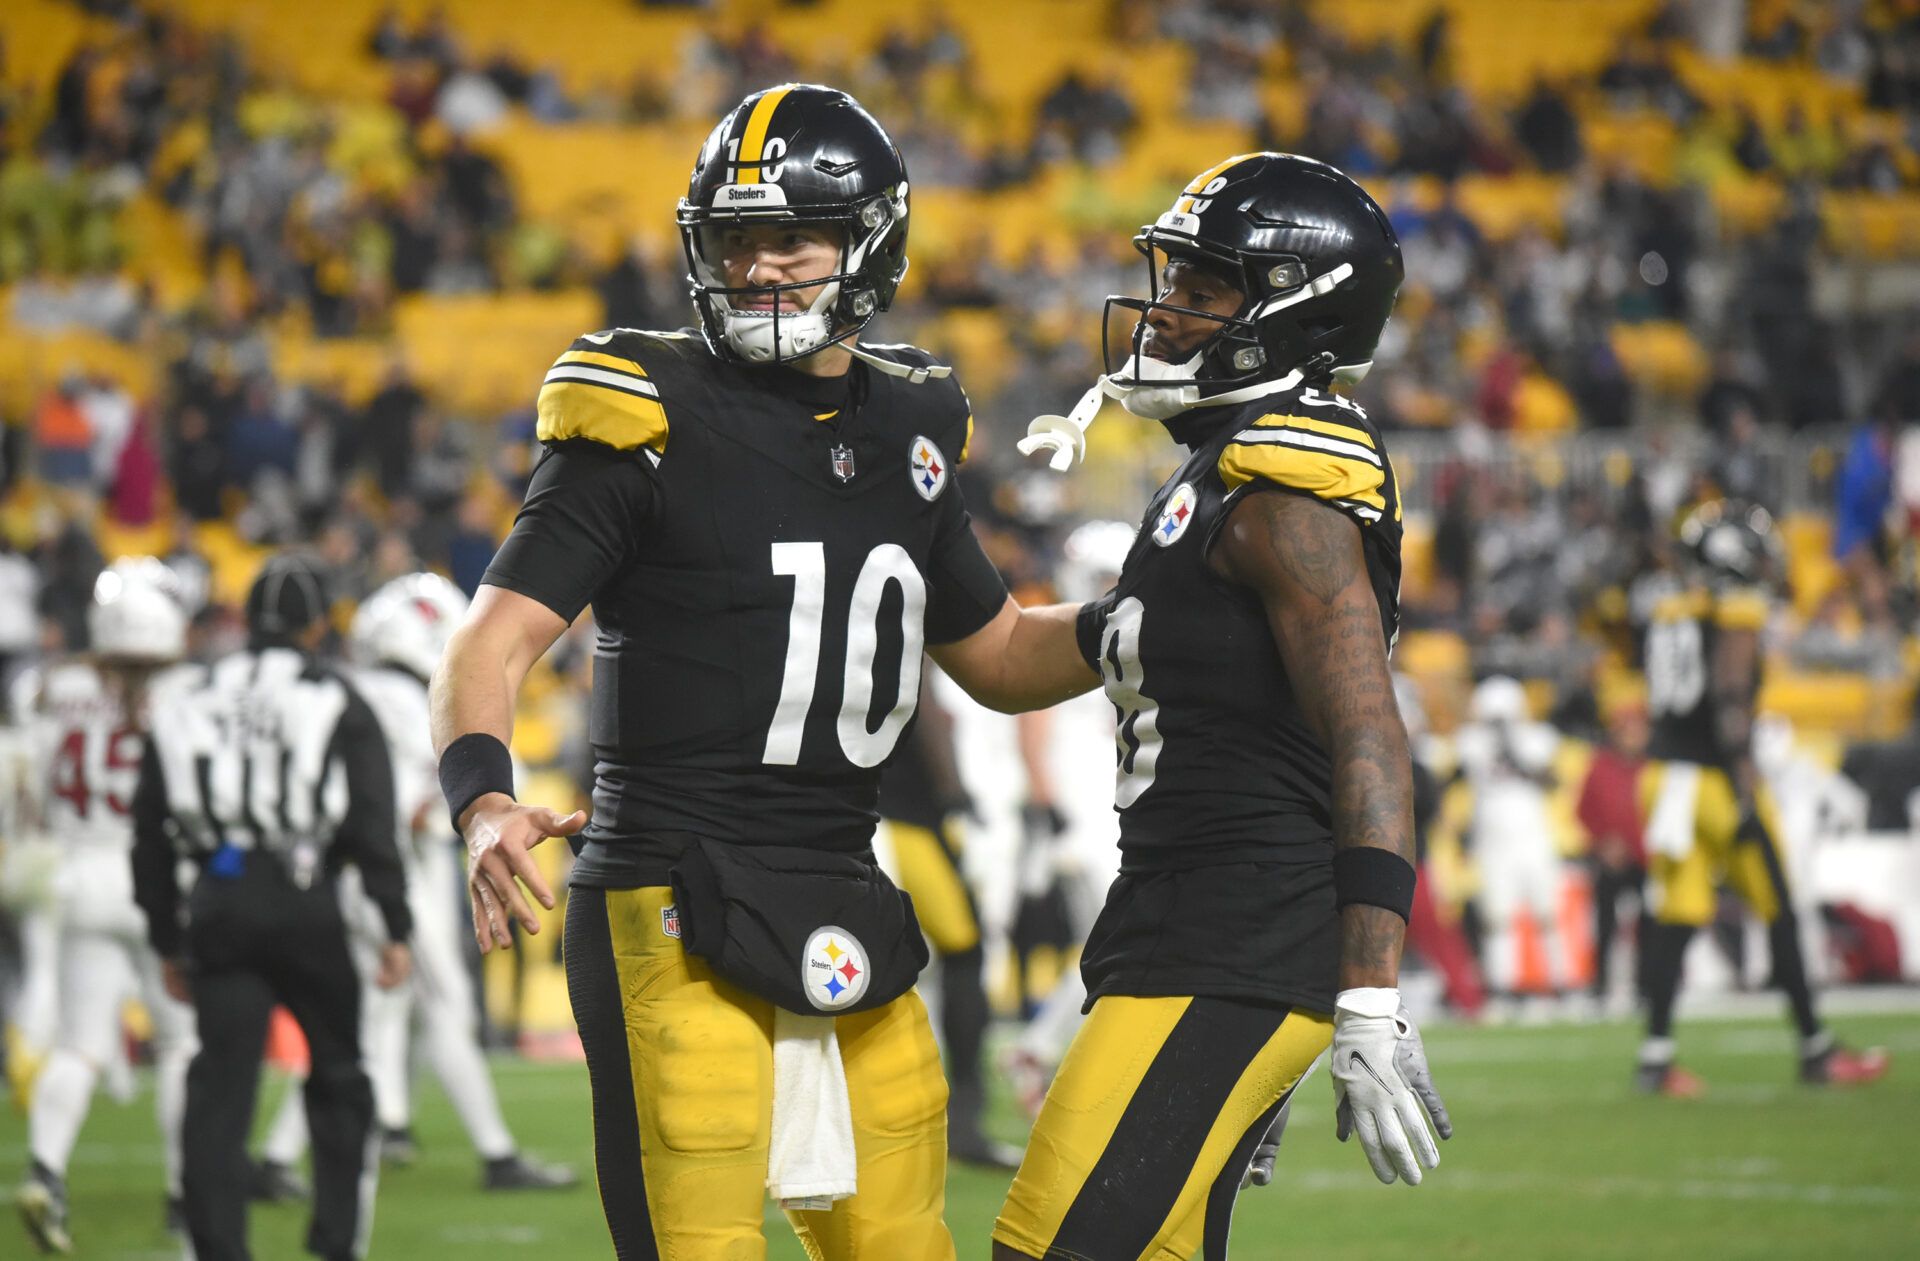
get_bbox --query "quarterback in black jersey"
[996,154,1451,1261]
[1633,500,1889,1097]
[430,86,1097,1261]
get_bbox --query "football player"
[996,153,1451,1261]
[1635,500,1889,1095]
[430,85,1099,1260]
[253,573,576,1193]
[1455,675,1574,1012]
[14,560,196,1254]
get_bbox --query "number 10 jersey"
[482,329,1007,888]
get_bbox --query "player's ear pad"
[670,838,930,1016]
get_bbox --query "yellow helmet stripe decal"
[735,86,793,186]
[1184,153,1259,196]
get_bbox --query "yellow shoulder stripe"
[1715,590,1770,629]
[1218,441,1385,513]
[1652,591,1712,622]
[960,414,974,464]
[536,380,668,454]
[1250,412,1376,450]
[556,349,647,376]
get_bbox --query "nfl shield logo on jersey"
[802,926,870,1010]
[909,436,948,501]
[660,904,681,939]
[1152,483,1198,547]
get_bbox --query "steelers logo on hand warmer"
[803,926,871,1010]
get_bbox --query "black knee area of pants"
[1766,913,1822,1039]
[1642,922,1695,1039]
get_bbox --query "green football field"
[5,1011,1917,1259]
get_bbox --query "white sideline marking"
[1290,1167,1914,1207]
[440,1224,545,1243]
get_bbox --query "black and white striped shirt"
[130,647,410,956]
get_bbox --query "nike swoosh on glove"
[1330,988,1453,1185]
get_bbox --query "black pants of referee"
[181,856,375,1261]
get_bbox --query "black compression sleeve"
[331,683,412,942]
[130,743,183,958]
[483,441,659,622]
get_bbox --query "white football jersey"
[349,665,441,861]
[18,662,144,850]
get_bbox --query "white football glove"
[1330,987,1452,1186]
[1239,1093,1292,1189]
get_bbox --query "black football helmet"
[1102,152,1403,418]
[677,84,911,366]
[1677,498,1784,589]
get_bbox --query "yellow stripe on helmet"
[734,86,793,186]
[1183,152,1261,196]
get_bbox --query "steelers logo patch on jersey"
[1152,483,1198,547]
[909,436,949,501]
[803,926,870,1010]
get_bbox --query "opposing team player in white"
[15,560,197,1254]
[1455,676,1574,1011]
[255,573,575,1193]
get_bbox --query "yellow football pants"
[1639,763,1790,927]
[994,995,1332,1261]
[565,885,956,1261]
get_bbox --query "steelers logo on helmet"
[802,926,870,1011]
[1152,483,1198,547]
[909,435,948,501]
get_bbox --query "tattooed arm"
[1210,490,1413,990]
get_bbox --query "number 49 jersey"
[483,329,1007,887]
[1098,386,1403,866]
[13,662,143,850]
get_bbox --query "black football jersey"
[1097,384,1403,867]
[483,330,1007,887]
[1643,580,1769,766]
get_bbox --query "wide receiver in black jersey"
[429,86,1098,1260]
[996,154,1451,1261]
[1633,500,1889,1097]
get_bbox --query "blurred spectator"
[34,377,94,487]
[1576,697,1649,1008]
[1832,417,1897,628]
[1515,77,1583,173]
[360,361,427,502]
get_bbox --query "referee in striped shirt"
[131,556,413,1261]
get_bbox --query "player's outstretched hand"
[463,793,585,953]
[375,942,413,989]
[1330,990,1452,1186]
[1239,1093,1292,1190]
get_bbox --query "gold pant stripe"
[883,820,981,954]
[994,996,1333,1261]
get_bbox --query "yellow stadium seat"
[1610,321,1707,396]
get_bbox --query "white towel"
[767,1008,858,1211]
[1645,762,1701,861]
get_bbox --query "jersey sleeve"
[482,442,659,623]
[1216,409,1396,527]
[915,364,1006,643]
[535,331,674,455]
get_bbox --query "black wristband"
[439,733,515,832]
[1075,589,1118,673]
[1332,847,1417,923]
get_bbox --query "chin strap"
[1017,368,1306,471]
[845,343,952,384]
